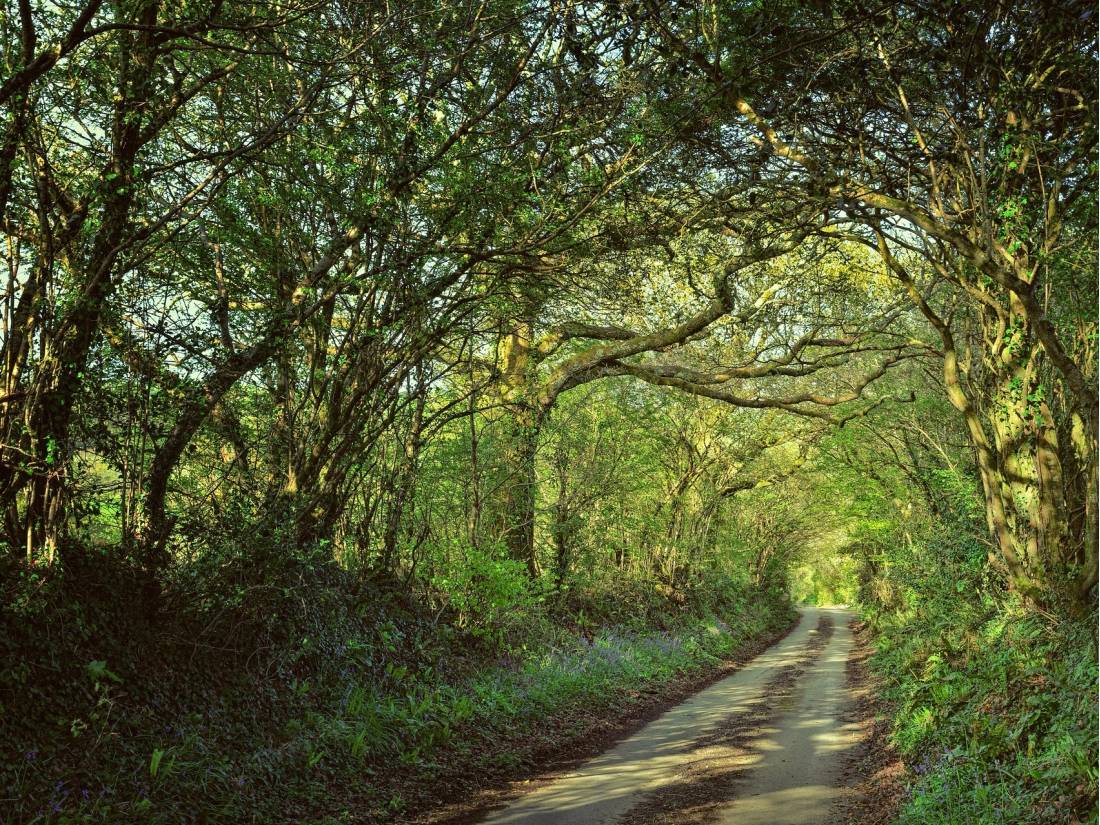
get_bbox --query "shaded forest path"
[477,607,859,825]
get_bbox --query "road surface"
[478,607,859,825]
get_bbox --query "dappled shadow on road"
[617,615,843,825]
[472,612,824,825]
[419,617,803,825]
[827,618,906,825]
[471,609,863,825]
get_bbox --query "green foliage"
[874,595,1097,825]
[430,543,537,647]
[0,533,793,823]
[789,555,858,606]
[1,3,1094,823]
[853,473,1098,824]
[814,385,1100,824]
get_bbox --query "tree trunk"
[381,376,427,571]
[881,237,1092,602]
[1,0,161,560]
[498,314,540,578]
[501,410,539,578]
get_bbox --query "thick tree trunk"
[501,410,539,578]
[550,442,574,592]
[381,381,426,571]
[498,314,540,578]
[882,237,1093,603]
[1,0,161,561]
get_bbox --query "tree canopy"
[1,2,1096,822]
[0,0,1094,604]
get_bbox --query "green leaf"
[150,748,165,778]
[86,660,122,684]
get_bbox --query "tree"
[1,0,339,560]
[643,0,1098,602]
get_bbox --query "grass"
[0,550,794,824]
[868,599,1098,825]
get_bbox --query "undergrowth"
[861,528,1098,825]
[0,541,793,824]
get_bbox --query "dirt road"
[478,607,860,825]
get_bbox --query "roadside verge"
[399,604,799,825]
